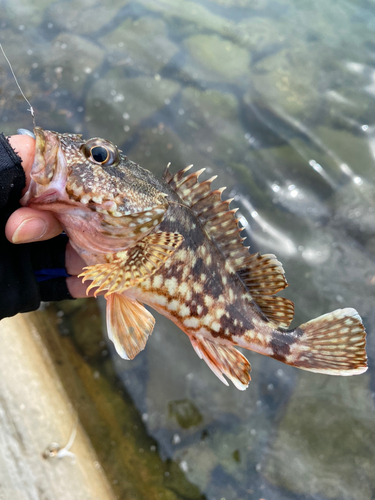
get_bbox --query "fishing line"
[0,43,36,128]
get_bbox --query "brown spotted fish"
[21,127,368,389]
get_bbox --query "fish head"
[22,126,166,212]
[21,127,168,255]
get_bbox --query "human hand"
[5,135,90,298]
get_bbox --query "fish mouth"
[27,188,59,206]
[20,127,69,208]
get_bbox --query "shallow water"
[1,0,375,499]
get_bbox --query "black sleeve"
[0,133,26,209]
[0,133,73,320]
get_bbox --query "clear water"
[1,0,375,499]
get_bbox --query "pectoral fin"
[106,293,155,360]
[190,335,251,390]
[79,231,184,296]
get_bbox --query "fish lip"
[20,127,69,207]
[25,188,59,206]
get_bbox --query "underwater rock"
[136,0,234,37]
[176,87,249,168]
[209,0,269,7]
[314,126,375,181]
[4,0,56,28]
[85,71,180,144]
[125,125,211,180]
[262,374,375,500]
[236,17,287,54]
[56,298,104,360]
[168,399,203,429]
[100,17,178,74]
[172,444,217,491]
[171,419,266,498]
[47,0,127,35]
[249,47,320,122]
[44,33,105,99]
[183,34,250,84]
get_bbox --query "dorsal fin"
[236,252,294,327]
[162,163,173,183]
[164,164,247,263]
[164,165,294,327]
[251,294,294,328]
[236,253,289,295]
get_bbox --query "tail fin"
[288,308,367,375]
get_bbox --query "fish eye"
[81,139,119,166]
[90,146,109,163]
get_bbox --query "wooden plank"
[0,313,116,500]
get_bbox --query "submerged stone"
[236,17,287,53]
[314,126,375,181]
[125,125,208,180]
[168,399,203,429]
[136,0,233,37]
[57,298,104,360]
[262,374,375,499]
[43,33,105,99]
[183,34,250,84]
[85,71,180,145]
[177,87,249,168]
[100,17,178,74]
[4,0,56,28]
[172,420,264,497]
[163,460,205,499]
[47,0,128,35]
[209,0,268,7]
[249,47,320,122]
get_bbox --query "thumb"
[5,207,63,244]
[7,135,36,193]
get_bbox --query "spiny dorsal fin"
[165,165,248,264]
[162,162,173,183]
[165,165,294,328]
[79,231,184,296]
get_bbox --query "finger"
[6,207,63,244]
[65,245,106,298]
[66,276,104,299]
[65,243,86,276]
[7,135,36,192]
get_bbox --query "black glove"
[0,133,73,320]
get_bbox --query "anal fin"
[190,336,251,390]
[106,293,155,360]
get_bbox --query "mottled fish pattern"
[21,127,368,389]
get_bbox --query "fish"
[20,126,368,390]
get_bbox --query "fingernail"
[12,217,48,243]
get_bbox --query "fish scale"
[21,127,368,389]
